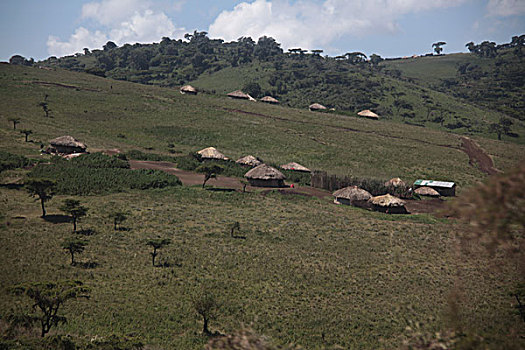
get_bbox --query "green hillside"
[1,64,524,349]
[29,33,525,144]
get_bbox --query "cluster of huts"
[180,85,380,118]
[197,146,310,188]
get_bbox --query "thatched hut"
[49,136,87,154]
[369,194,408,214]
[245,164,286,187]
[236,155,262,167]
[197,147,229,160]
[280,162,311,173]
[227,90,256,101]
[333,186,372,207]
[180,85,197,95]
[413,179,456,196]
[384,177,406,187]
[260,96,279,104]
[309,103,327,111]
[357,109,379,120]
[414,186,440,197]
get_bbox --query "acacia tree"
[193,291,221,335]
[60,199,88,232]
[62,237,87,265]
[432,41,446,55]
[196,164,224,188]
[12,280,90,337]
[8,117,20,130]
[25,178,55,217]
[20,129,32,142]
[109,210,128,230]
[38,101,50,118]
[146,238,171,267]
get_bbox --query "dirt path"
[129,160,332,198]
[459,136,501,175]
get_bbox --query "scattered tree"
[196,164,224,188]
[12,280,90,337]
[8,117,20,130]
[146,238,171,267]
[38,101,50,118]
[20,129,32,142]
[230,222,240,238]
[369,54,383,67]
[193,291,221,335]
[432,41,446,55]
[103,41,117,51]
[60,199,88,232]
[489,117,513,140]
[62,237,87,265]
[109,210,128,230]
[25,178,55,217]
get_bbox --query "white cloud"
[47,0,185,57]
[486,0,525,17]
[208,0,468,51]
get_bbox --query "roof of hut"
[49,135,87,149]
[309,103,327,110]
[384,177,406,187]
[414,186,440,197]
[197,147,228,160]
[280,162,311,172]
[357,109,379,119]
[333,186,372,201]
[180,85,197,94]
[369,194,406,207]
[236,155,262,167]
[245,164,286,180]
[260,96,279,104]
[227,90,256,101]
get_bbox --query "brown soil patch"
[459,136,501,175]
[404,198,447,215]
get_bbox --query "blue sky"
[0,0,524,62]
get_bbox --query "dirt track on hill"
[459,136,501,175]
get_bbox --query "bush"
[0,151,32,172]
[28,153,181,195]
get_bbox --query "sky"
[0,0,524,62]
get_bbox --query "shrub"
[0,151,32,172]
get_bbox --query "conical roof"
[333,186,372,201]
[49,135,87,149]
[245,164,286,180]
[357,110,379,119]
[415,186,440,197]
[227,90,255,101]
[369,194,406,207]
[197,147,228,160]
[309,103,327,111]
[180,85,197,94]
[260,96,279,104]
[384,177,406,187]
[236,155,262,167]
[280,162,311,172]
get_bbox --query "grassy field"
[1,64,524,349]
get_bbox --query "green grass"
[1,185,522,349]
[0,63,524,349]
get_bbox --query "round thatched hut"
[260,96,279,104]
[414,186,440,197]
[357,110,379,120]
[197,147,229,160]
[180,85,197,95]
[236,155,262,167]
[280,162,311,173]
[384,177,406,187]
[369,194,408,214]
[227,90,256,101]
[333,186,372,207]
[309,103,327,111]
[49,136,87,154]
[245,164,286,187]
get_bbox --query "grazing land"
[0,63,524,349]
